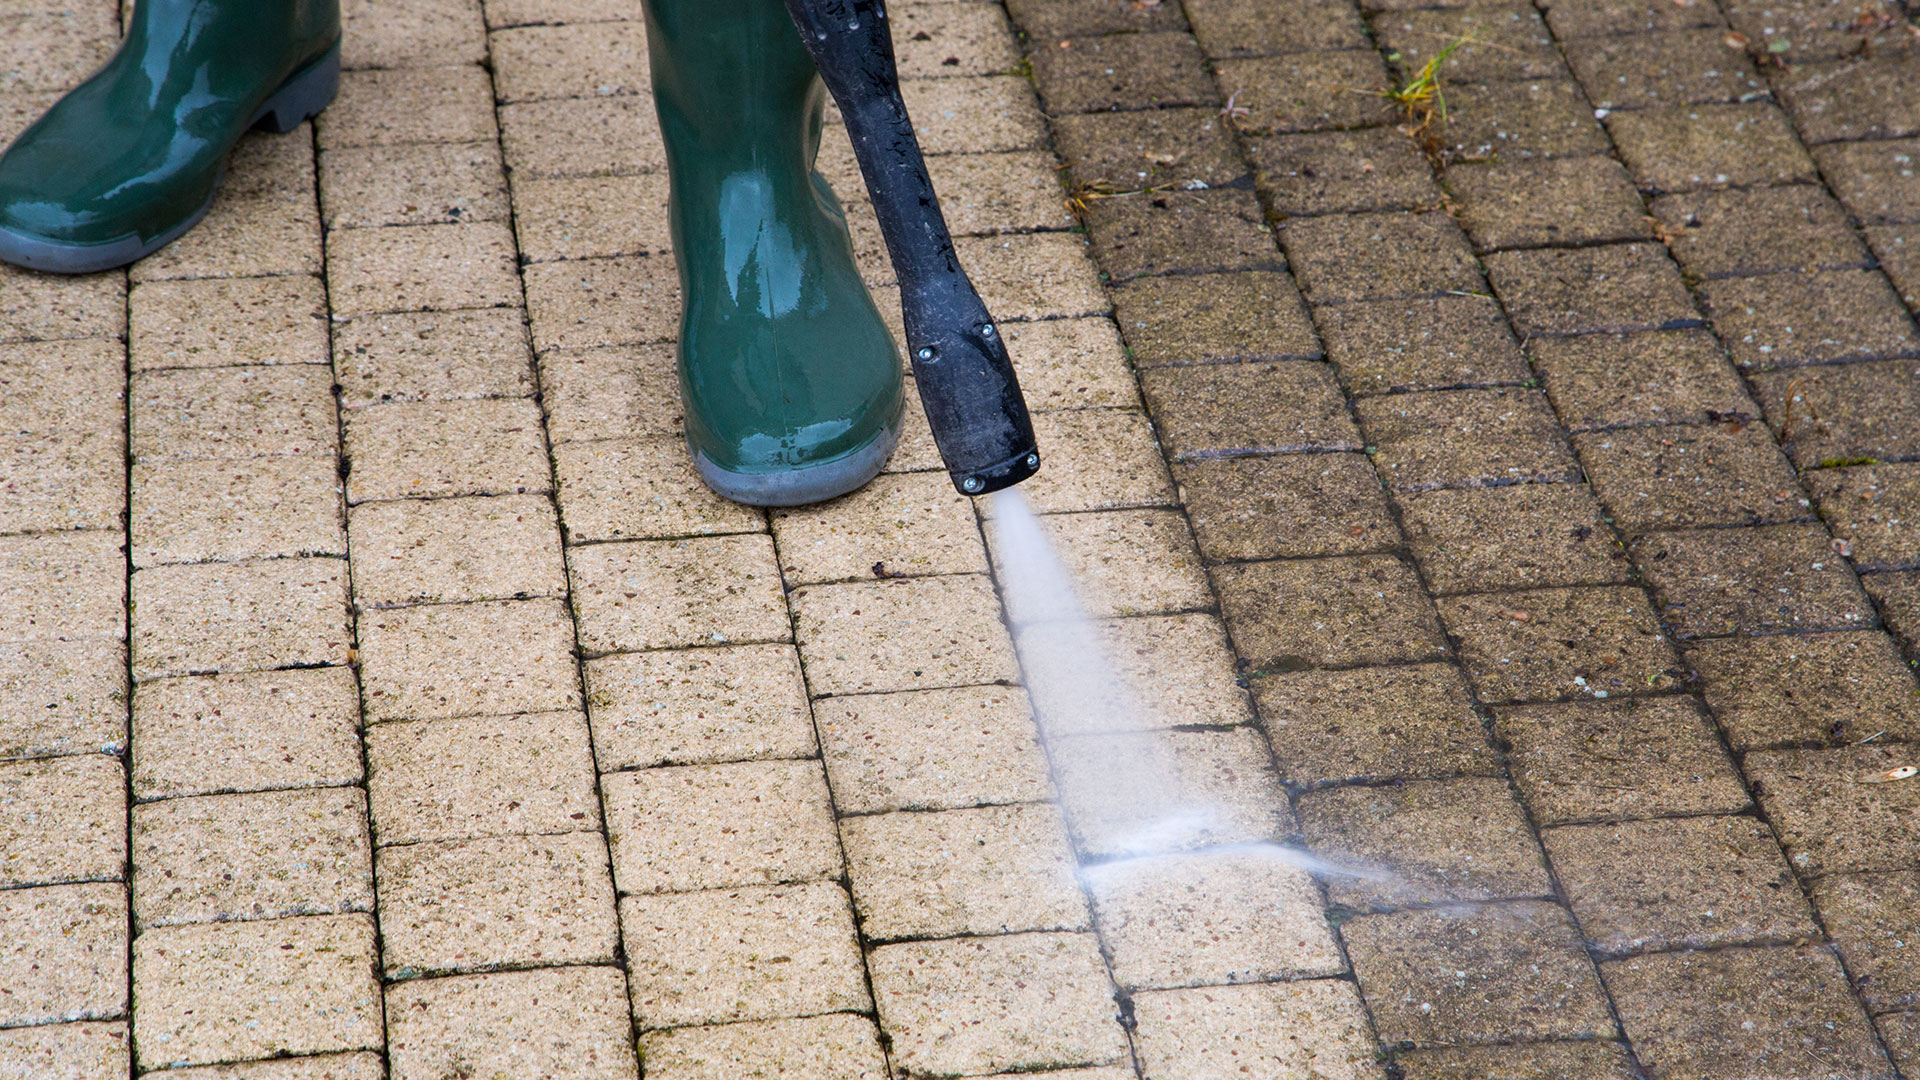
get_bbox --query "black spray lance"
[782,0,1041,496]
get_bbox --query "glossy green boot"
[642,0,906,506]
[0,0,340,274]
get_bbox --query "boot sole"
[0,42,340,275]
[694,420,902,507]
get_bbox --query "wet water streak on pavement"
[1,0,1919,1076]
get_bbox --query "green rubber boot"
[0,0,340,274]
[642,0,906,506]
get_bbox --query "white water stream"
[989,488,1391,885]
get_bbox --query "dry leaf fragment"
[1862,765,1918,783]
[1725,30,1751,48]
[1502,609,1531,623]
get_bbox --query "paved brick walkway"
[3,0,1920,1076]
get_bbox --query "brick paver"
[4,0,1920,1075]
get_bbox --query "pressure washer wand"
[783,0,1040,496]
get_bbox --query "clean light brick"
[601,760,842,894]
[365,711,600,844]
[129,557,351,680]
[0,754,126,888]
[621,882,870,1030]
[814,685,1052,813]
[375,832,618,977]
[0,883,127,1027]
[132,915,383,1069]
[131,667,362,800]
[793,575,1020,695]
[357,599,580,722]
[841,804,1088,941]
[131,787,374,929]
[583,645,817,769]
[384,966,639,1080]
[870,933,1129,1077]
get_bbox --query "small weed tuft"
[1383,36,1471,135]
